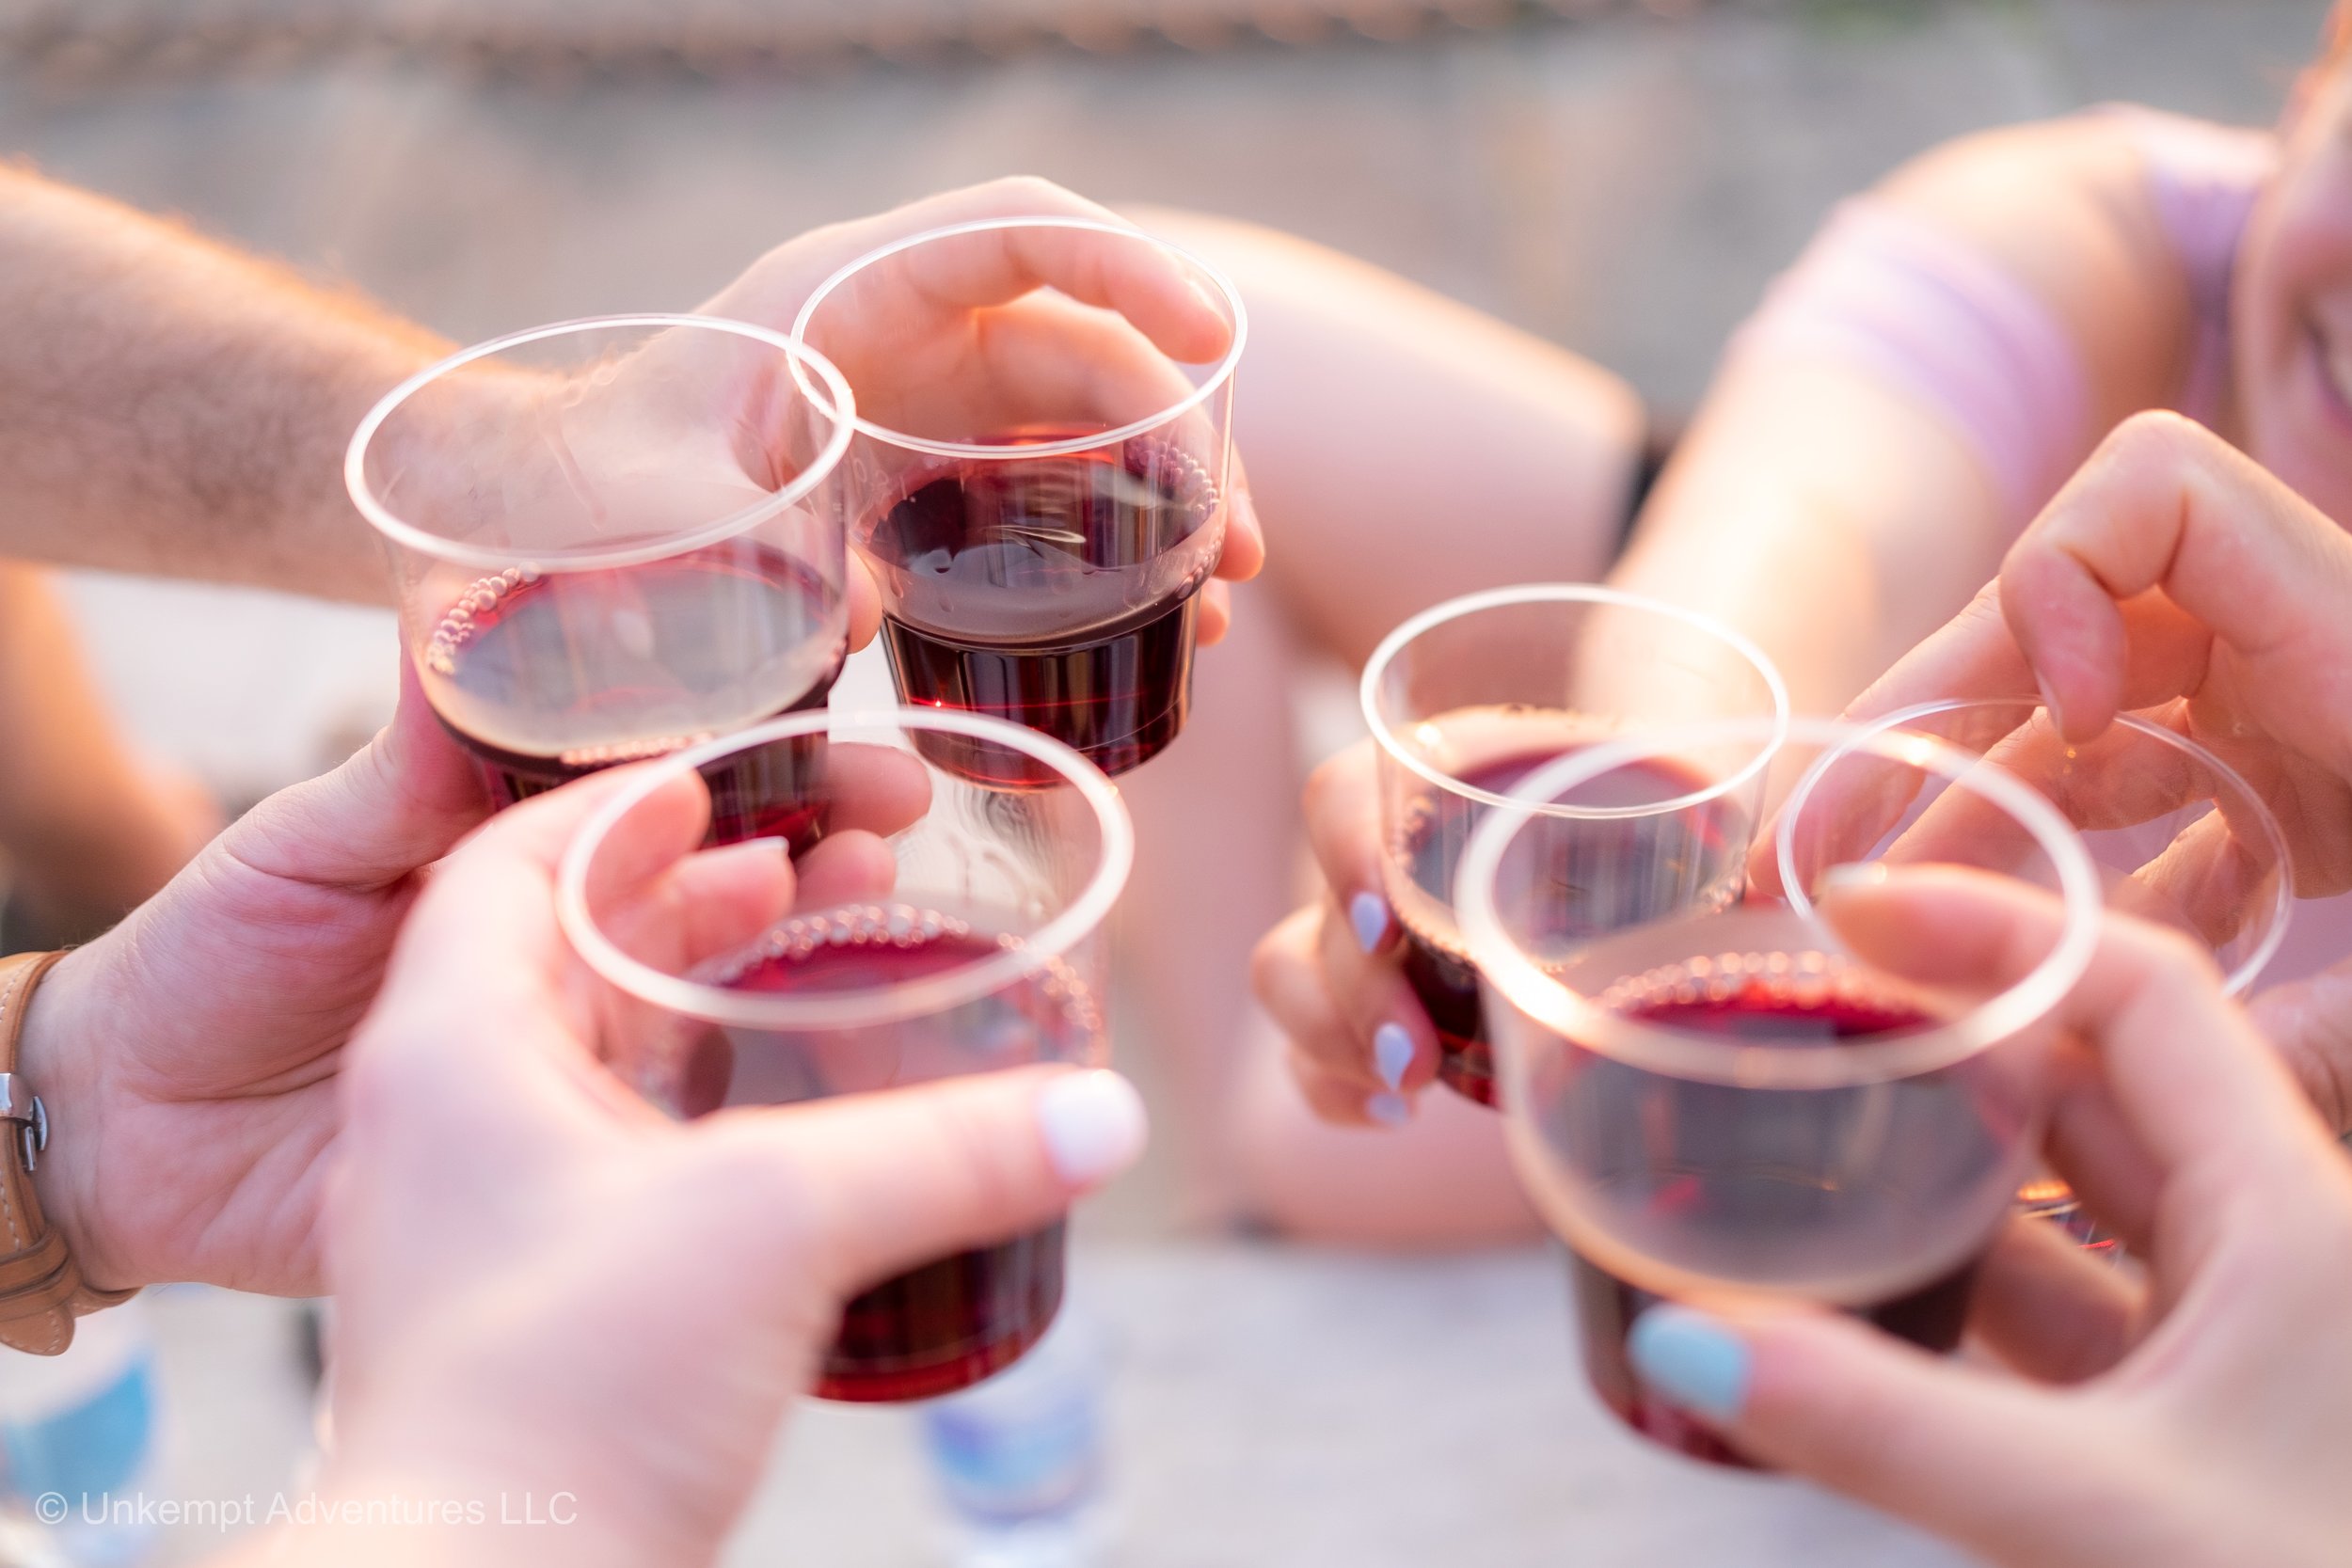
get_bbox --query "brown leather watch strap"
[0,951,135,1354]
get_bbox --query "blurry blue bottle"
[920,1305,1110,1568]
[0,1302,162,1567]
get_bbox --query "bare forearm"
[0,165,446,600]
[1610,359,2017,715]
[1130,208,1645,666]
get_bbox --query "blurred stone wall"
[0,0,2332,796]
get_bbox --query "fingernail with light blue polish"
[1366,1092,1410,1128]
[1350,892,1390,954]
[1373,1023,1414,1091]
[1628,1307,1751,1423]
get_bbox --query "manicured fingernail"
[1366,1092,1410,1128]
[1820,862,1890,895]
[1373,1022,1414,1091]
[1350,893,1391,954]
[1629,1306,1751,1422]
[2034,673,2067,736]
[717,834,791,858]
[1037,1070,1148,1185]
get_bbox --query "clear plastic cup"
[1782,698,2293,1249]
[556,705,1131,1402]
[348,314,855,848]
[1360,585,1790,1105]
[791,217,1244,784]
[1457,716,2101,1466]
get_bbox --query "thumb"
[714,1067,1147,1300]
[222,659,490,888]
[1629,1303,2122,1560]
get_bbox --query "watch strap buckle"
[0,1072,46,1172]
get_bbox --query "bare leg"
[1118,212,1641,1241]
[0,563,219,945]
[1116,580,1301,1228]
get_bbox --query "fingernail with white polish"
[1820,862,1890,895]
[1366,1092,1410,1129]
[1373,1022,1414,1091]
[718,835,791,858]
[1628,1307,1751,1423]
[1038,1070,1148,1186]
[1350,893,1391,954]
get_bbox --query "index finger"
[900,221,1235,366]
[1302,740,1394,951]
[2000,412,2352,747]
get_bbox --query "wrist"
[15,948,128,1292]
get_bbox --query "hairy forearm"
[0,164,447,600]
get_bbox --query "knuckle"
[988,173,1076,209]
[2108,406,2201,458]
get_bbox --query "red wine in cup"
[1395,746,1745,1105]
[419,545,843,851]
[691,905,1104,1402]
[862,427,1219,787]
[1566,975,1980,1468]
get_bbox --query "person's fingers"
[1818,868,2317,1185]
[718,177,1134,325]
[1287,1049,1407,1130]
[1842,578,2035,724]
[847,554,882,652]
[353,770,660,1134]
[1966,1214,2144,1383]
[1300,741,1396,957]
[2037,1043,2166,1257]
[222,659,491,889]
[1215,455,1265,584]
[787,829,899,913]
[1999,412,2352,749]
[2248,964,2352,1134]
[1627,1302,2123,1563]
[758,180,1229,366]
[698,1066,1147,1300]
[1197,578,1232,647]
[1310,898,1438,1093]
[1758,742,1938,900]
[2116,806,2281,958]
[575,768,714,919]
[906,215,1232,365]
[1250,908,1359,1074]
[823,741,935,839]
[599,837,799,981]
[1250,906,1425,1124]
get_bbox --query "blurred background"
[0,2,2331,1563]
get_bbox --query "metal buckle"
[0,1073,46,1173]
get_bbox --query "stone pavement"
[731,1242,1975,1567]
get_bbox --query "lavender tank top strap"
[1727,199,2094,525]
[2098,104,2276,426]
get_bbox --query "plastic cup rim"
[1359,584,1795,820]
[344,312,859,573]
[1454,714,2105,1089]
[1784,698,2294,999]
[787,214,1248,460]
[553,705,1135,1032]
